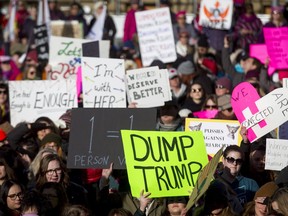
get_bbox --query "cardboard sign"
[232,82,288,142]
[67,108,157,169]
[185,118,241,155]
[34,24,49,62]
[249,44,276,76]
[135,7,177,66]
[126,67,171,107]
[186,147,224,210]
[81,57,126,108]
[48,36,90,80]
[193,110,218,119]
[199,0,234,30]
[265,138,288,171]
[82,40,110,58]
[121,130,208,197]
[9,80,77,126]
[51,20,83,38]
[263,27,288,69]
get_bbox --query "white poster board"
[199,0,233,30]
[48,36,90,80]
[185,118,241,155]
[266,138,288,171]
[81,57,126,108]
[126,67,171,107]
[9,80,78,126]
[136,7,177,66]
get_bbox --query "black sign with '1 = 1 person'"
[67,108,157,169]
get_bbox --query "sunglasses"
[224,108,233,112]
[0,90,7,95]
[215,85,226,89]
[191,88,202,93]
[205,105,217,109]
[225,156,243,165]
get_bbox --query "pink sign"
[231,82,267,142]
[76,66,82,98]
[249,44,276,76]
[263,27,288,70]
[193,110,218,119]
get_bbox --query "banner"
[232,82,288,142]
[199,0,234,30]
[9,79,77,126]
[263,27,288,70]
[67,108,157,169]
[136,7,177,66]
[265,138,288,171]
[121,130,208,197]
[48,36,90,80]
[34,24,49,62]
[126,67,171,107]
[185,118,241,155]
[82,57,126,108]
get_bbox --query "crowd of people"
[0,0,288,215]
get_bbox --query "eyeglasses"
[0,90,7,94]
[7,192,23,200]
[215,85,226,89]
[225,157,243,165]
[191,88,202,93]
[45,168,62,176]
[205,105,217,109]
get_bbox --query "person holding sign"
[217,145,259,207]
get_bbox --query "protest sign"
[34,24,49,62]
[135,7,177,66]
[249,44,276,76]
[51,20,83,38]
[82,57,126,108]
[186,147,224,210]
[265,138,288,171]
[199,0,234,30]
[82,40,110,58]
[232,82,288,142]
[48,36,90,80]
[126,67,171,107]
[193,110,218,119]
[185,118,241,156]
[9,79,77,126]
[121,130,208,198]
[67,108,157,169]
[263,27,288,70]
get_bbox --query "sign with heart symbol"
[231,82,288,142]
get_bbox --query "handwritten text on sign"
[232,82,288,142]
[82,57,126,108]
[48,36,90,80]
[265,138,288,171]
[121,130,208,197]
[126,67,171,107]
[136,7,177,66]
[263,27,288,69]
[8,80,77,126]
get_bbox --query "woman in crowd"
[35,154,88,207]
[0,82,10,124]
[182,82,206,113]
[0,180,24,216]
